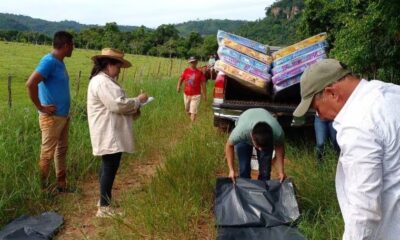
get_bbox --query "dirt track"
[55,156,160,239]
[54,132,289,239]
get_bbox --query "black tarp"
[0,212,63,240]
[217,226,305,240]
[215,178,305,240]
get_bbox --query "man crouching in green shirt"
[225,108,286,183]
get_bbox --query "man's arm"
[225,140,236,183]
[274,144,286,182]
[339,127,383,239]
[26,71,55,115]
[176,76,183,93]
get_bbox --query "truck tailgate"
[217,100,302,114]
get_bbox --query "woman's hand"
[137,92,149,104]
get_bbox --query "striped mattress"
[214,60,270,91]
[218,46,271,80]
[217,30,267,54]
[272,33,327,60]
[220,38,273,64]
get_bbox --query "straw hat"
[91,48,132,68]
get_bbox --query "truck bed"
[213,77,315,129]
[218,100,299,114]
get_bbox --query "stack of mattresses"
[215,30,272,95]
[271,33,328,95]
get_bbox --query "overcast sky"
[0,0,275,28]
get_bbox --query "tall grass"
[285,139,344,239]
[96,127,344,239]
[96,88,225,239]
[0,41,344,239]
[0,103,96,224]
[0,41,189,225]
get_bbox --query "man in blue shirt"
[26,31,74,193]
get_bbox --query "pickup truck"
[212,71,315,131]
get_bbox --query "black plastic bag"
[0,212,63,240]
[215,178,304,240]
[215,178,300,227]
[217,226,305,240]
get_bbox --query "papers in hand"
[140,96,154,107]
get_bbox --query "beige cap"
[293,59,351,117]
[188,56,197,63]
[91,48,132,68]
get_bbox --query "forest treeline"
[1,0,399,81]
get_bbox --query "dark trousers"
[235,142,273,181]
[99,152,122,206]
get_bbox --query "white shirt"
[87,72,140,156]
[333,79,400,239]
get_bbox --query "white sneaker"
[97,200,119,207]
[96,206,121,218]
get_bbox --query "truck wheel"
[214,117,233,133]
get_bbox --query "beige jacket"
[87,72,140,156]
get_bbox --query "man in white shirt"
[293,58,400,239]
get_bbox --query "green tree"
[175,38,189,58]
[300,0,400,82]
[102,22,121,48]
[81,27,103,49]
[129,26,153,54]
[163,39,178,58]
[153,24,179,45]
[202,35,218,56]
[186,32,203,49]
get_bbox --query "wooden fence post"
[138,67,143,81]
[178,59,183,76]
[169,59,173,77]
[157,61,161,77]
[75,70,81,98]
[7,74,12,109]
[147,66,151,79]
[133,67,137,80]
[121,68,125,83]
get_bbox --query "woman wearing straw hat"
[87,48,148,217]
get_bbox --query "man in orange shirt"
[177,56,207,122]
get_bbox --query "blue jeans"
[314,116,339,161]
[235,142,273,181]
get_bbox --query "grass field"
[0,41,343,239]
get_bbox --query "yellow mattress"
[272,33,327,60]
[221,38,273,64]
[214,60,269,95]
